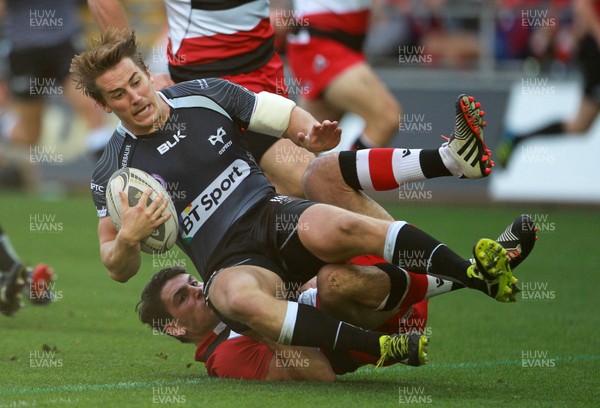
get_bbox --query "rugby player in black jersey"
[71,29,517,367]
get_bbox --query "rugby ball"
[106,167,179,254]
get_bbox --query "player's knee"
[302,153,342,200]
[316,265,346,302]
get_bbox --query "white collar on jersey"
[115,92,173,139]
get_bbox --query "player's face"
[95,58,167,135]
[161,273,221,340]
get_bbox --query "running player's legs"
[288,35,400,148]
[564,96,600,133]
[565,34,600,134]
[63,75,113,158]
[298,98,344,123]
[9,100,44,146]
[322,62,401,147]
[7,40,74,146]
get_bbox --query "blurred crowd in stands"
[0,0,588,192]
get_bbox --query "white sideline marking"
[1,354,599,396]
[0,377,204,396]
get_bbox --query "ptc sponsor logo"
[157,130,186,155]
[181,160,250,243]
[90,182,105,194]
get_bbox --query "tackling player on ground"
[136,215,537,380]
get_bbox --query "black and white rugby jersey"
[91,78,275,278]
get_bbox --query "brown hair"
[70,28,148,104]
[136,266,191,343]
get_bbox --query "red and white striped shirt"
[165,0,275,80]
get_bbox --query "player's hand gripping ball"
[106,168,179,254]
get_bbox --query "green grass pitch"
[1,192,599,407]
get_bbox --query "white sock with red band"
[355,148,425,191]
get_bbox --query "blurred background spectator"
[0,0,596,203]
[0,0,117,191]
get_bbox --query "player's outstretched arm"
[88,0,129,32]
[98,189,170,282]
